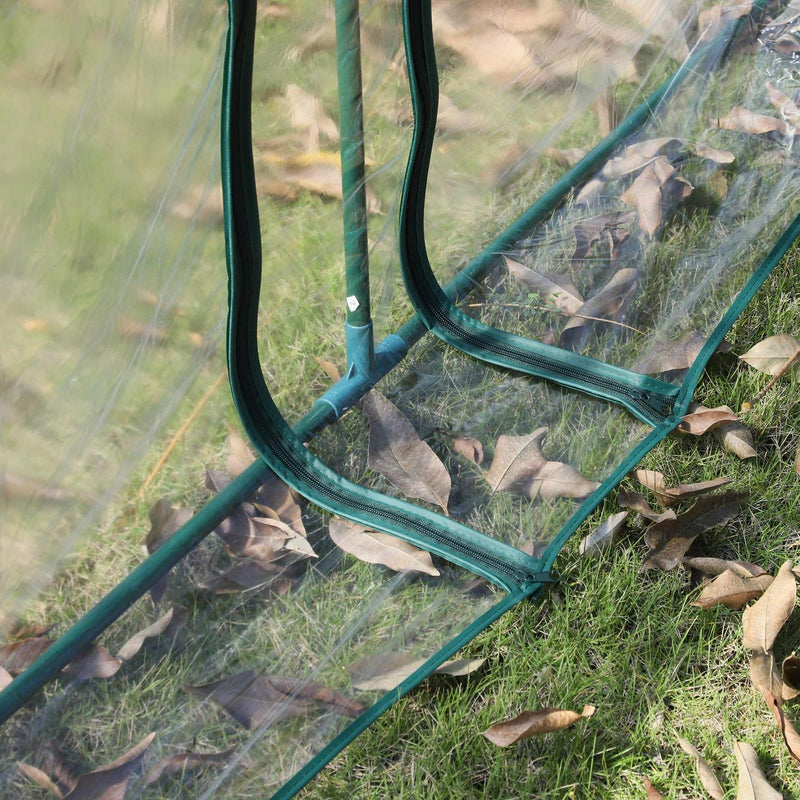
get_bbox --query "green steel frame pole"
[336,0,374,376]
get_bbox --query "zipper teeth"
[435,310,673,422]
[264,429,528,586]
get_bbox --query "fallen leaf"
[631,469,733,504]
[483,705,596,746]
[766,82,800,127]
[678,405,742,435]
[559,268,640,351]
[717,106,795,137]
[116,607,186,661]
[733,741,782,799]
[253,474,306,537]
[739,334,800,376]
[217,514,315,567]
[742,560,796,653]
[620,157,691,237]
[643,776,665,799]
[676,733,724,799]
[329,518,440,576]
[713,415,757,460]
[0,637,53,675]
[314,356,340,382]
[750,652,784,703]
[185,670,363,729]
[504,257,583,315]
[683,557,767,578]
[226,429,254,477]
[285,84,338,150]
[485,428,599,500]
[569,212,632,267]
[782,654,800,701]
[360,390,451,512]
[144,747,236,785]
[617,488,676,523]
[544,147,588,167]
[63,645,122,681]
[62,733,155,800]
[198,561,293,595]
[452,436,485,465]
[579,511,628,556]
[634,332,731,375]
[348,652,485,691]
[17,762,63,798]
[0,665,12,689]
[643,491,746,571]
[692,569,773,610]
[765,691,800,762]
[146,499,193,604]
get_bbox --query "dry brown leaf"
[146,500,193,554]
[452,436,485,465]
[631,469,733,504]
[634,331,731,375]
[0,665,12,689]
[285,84,338,150]
[676,733,725,799]
[217,514,315,567]
[360,390,451,512]
[483,705,595,746]
[62,733,155,800]
[579,511,628,556]
[782,654,800,701]
[226,429,254,477]
[185,670,363,729]
[718,106,795,137]
[144,747,236,785]
[643,777,666,799]
[693,569,773,610]
[314,356,341,383]
[544,147,588,167]
[0,637,54,675]
[569,212,632,267]
[198,561,292,595]
[253,474,306,537]
[766,82,800,127]
[643,491,746,571]
[117,607,186,661]
[617,488,676,523]
[684,557,767,578]
[504,257,583,314]
[678,405,742,435]
[619,157,691,237]
[559,268,640,351]
[115,316,167,345]
[733,741,782,799]
[765,691,800,762]
[329,518,440,576]
[714,415,757,460]
[348,652,485,691]
[739,334,800,376]
[485,428,599,500]
[63,645,122,681]
[750,652,784,704]
[742,560,796,653]
[17,762,64,797]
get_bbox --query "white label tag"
[346,295,360,312]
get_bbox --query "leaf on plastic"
[452,436,485,465]
[62,733,156,800]
[742,560,796,653]
[0,637,53,675]
[185,670,364,729]
[226,429,254,477]
[782,654,800,701]
[698,1,753,40]
[482,704,596,746]
[733,741,782,799]
[348,652,486,691]
[485,428,599,500]
[617,488,676,523]
[62,645,122,681]
[678,404,742,435]
[504,257,583,314]
[146,499,193,554]
[17,762,64,798]
[676,733,724,799]
[634,331,731,375]
[643,491,746,571]
[569,212,632,267]
[544,146,588,167]
[559,268,640,351]
[117,606,186,661]
[217,514,315,567]
[360,390,451,512]
[739,334,800,376]
[329,518,440,576]
[579,511,628,556]
[693,569,773,610]
[717,106,795,137]
[766,81,800,127]
[144,747,237,785]
[253,474,306,537]
[620,157,692,237]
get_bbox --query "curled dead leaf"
[483,705,596,747]
[117,607,186,661]
[678,404,742,435]
[348,652,485,692]
[717,106,795,137]
[617,488,676,523]
[144,747,237,785]
[742,560,796,653]
[693,569,773,610]
[0,637,54,675]
[17,763,64,798]
[452,436,485,465]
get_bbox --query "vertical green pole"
[335,0,374,377]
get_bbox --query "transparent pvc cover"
[1,0,799,798]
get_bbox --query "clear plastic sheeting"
[421,0,800,383]
[0,0,229,628]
